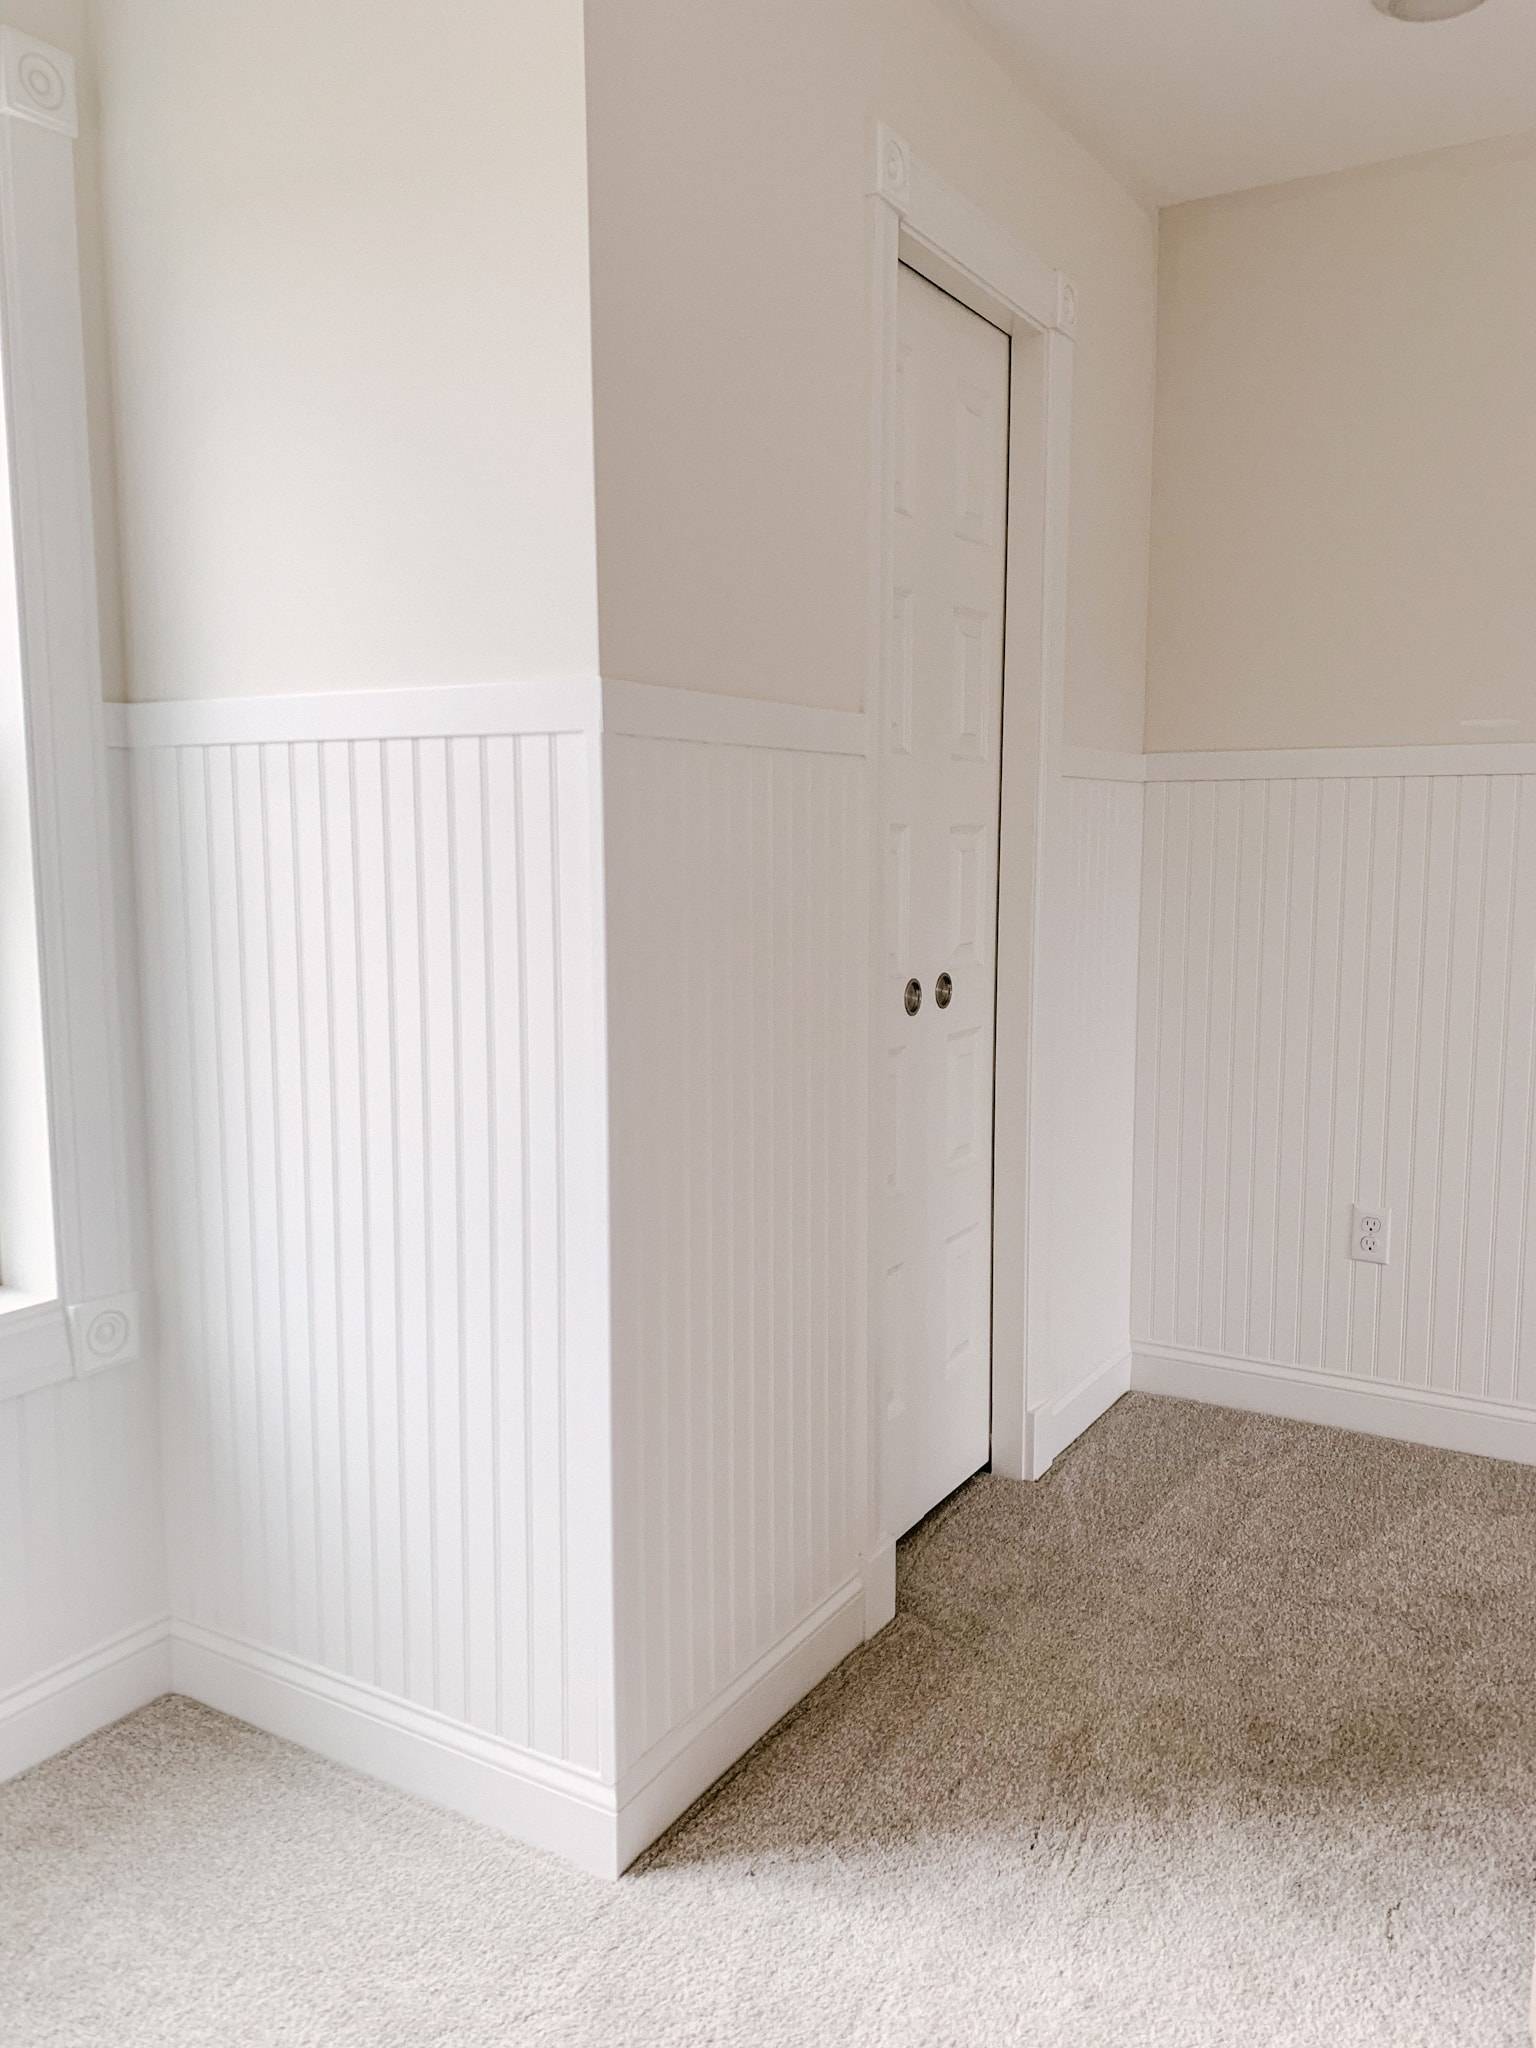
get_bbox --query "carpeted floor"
[4,1393,1535,2047]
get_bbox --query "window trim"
[0,30,139,1399]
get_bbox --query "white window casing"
[0,30,138,1398]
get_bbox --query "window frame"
[0,29,139,1399]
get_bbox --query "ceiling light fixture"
[1372,0,1487,18]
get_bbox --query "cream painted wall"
[1149,132,1536,753]
[91,0,599,701]
[583,0,1157,750]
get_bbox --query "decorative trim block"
[67,1291,140,1377]
[870,123,1065,335]
[0,31,76,137]
[874,124,912,211]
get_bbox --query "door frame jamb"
[862,128,1076,1631]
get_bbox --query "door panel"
[881,264,1008,1538]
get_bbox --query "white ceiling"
[970,0,1536,205]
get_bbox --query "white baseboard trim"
[1131,1344,1536,1466]
[169,1582,868,1879]
[862,1543,897,1638]
[106,676,602,749]
[611,1575,866,1869]
[1025,1348,1133,1478]
[169,1622,623,1879]
[0,1617,171,1783]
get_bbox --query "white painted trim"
[0,33,140,1395]
[1131,1345,1536,1466]
[1057,741,1536,785]
[611,1577,866,1870]
[65,1290,139,1377]
[108,676,603,749]
[0,29,76,136]
[105,677,865,758]
[862,1543,897,1638]
[866,129,1076,1541]
[1145,742,1536,781]
[602,678,866,755]
[0,1293,70,1399]
[169,1623,624,1878]
[863,181,902,1592]
[993,326,1075,1481]
[1059,745,1147,783]
[1025,1349,1132,1479]
[170,1580,867,1878]
[872,126,1071,337]
[617,1575,862,1798]
[0,1618,170,1782]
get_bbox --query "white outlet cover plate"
[1351,1203,1391,1266]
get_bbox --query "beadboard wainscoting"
[1133,765,1536,1461]
[1025,772,1144,1475]
[124,683,622,1867]
[601,709,869,1836]
[116,678,878,1872]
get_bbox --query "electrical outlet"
[1351,1203,1391,1266]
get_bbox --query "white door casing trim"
[1025,1347,1133,1479]
[866,129,1076,1580]
[0,31,141,1398]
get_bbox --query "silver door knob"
[935,972,953,1010]
[903,977,922,1016]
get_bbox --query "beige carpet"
[4,1394,1535,2047]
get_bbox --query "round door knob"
[935,972,953,1010]
[903,977,922,1016]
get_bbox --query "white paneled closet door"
[881,264,1009,1537]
